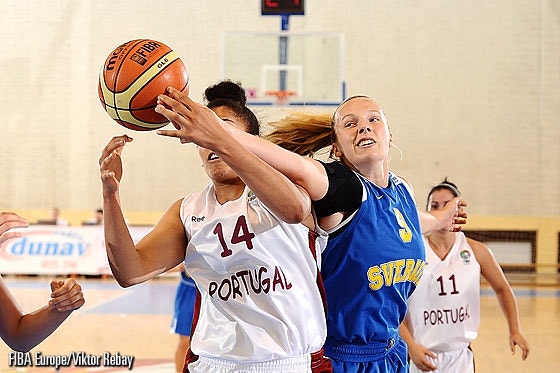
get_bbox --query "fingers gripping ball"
[98,39,189,131]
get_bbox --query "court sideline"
[0,275,557,372]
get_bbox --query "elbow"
[7,340,35,353]
[111,274,138,288]
[292,192,313,224]
[2,324,38,352]
[114,278,137,288]
[283,212,306,225]
[282,203,310,224]
[108,263,142,288]
[111,270,152,288]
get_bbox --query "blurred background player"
[51,207,69,226]
[169,263,196,373]
[83,208,103,225]
[400,179,529,373]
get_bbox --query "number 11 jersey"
[405,232,481,352]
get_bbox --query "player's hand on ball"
[98,39,189,131]
[49,278,85,312]
[156,87,229,150]
[99,135,133,196]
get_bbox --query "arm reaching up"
[99,135,187,287]
[156,87,330,202]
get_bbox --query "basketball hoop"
[265,90,297,105]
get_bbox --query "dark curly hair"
[203,80,260,136]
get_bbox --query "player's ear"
[330,143,343,158]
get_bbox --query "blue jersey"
[320,170,425,354]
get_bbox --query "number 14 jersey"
[180,184,328,363]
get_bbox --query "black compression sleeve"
[312,161,363,217]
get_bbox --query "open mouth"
[208,152,220,161]
[356,138,375,147]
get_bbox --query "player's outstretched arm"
[155,95,311,223]
[156,87,329,202]
[99,136,186,287]
[0,277,84,352]
[470,238,530,360]
[419,197,468,234]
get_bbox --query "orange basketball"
[98,39,189,131]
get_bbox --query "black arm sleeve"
[312,161,363,218]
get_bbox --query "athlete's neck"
[426,231,457,260]
[347,160,389,188]
[213,182,245,205]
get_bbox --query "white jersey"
[180,184,327,363]
[406,232,480,352]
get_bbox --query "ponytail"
[264,112,334,156]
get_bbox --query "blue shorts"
[170,272,197,337]
[327,336,408,373]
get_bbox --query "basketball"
[98,39,189,131]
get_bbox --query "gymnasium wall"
[0,2,558,221]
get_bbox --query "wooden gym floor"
[0,275,557,373]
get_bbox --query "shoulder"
[466,235,513,288]
[161,199,185,223]
[320,160,358,179]
[466,236,495,263]
[390,173,415,197]
[179,185,214,218]
[314,161,363,217]
[182,184,212,203]
[320,161,362,194]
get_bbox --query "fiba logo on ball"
[98,39,189,131]
[130,53,148,66]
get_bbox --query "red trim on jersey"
[182,289,201,373]
[309,230,328,315]
[182,232,331,372]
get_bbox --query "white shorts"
[409,346,474,373]
[187,354,312,373]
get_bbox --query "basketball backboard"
[221,31,345,106]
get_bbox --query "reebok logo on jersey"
[191,215,205,222]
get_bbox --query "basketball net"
[265,90,297,105]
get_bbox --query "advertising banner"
[0,225,152,275]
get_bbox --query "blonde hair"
[264,112,334,156]
[264,96,377,157]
